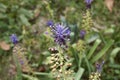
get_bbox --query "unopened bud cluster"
[82,10,93,33]
[49,52,74,80]
[12,44,31,72]
[76,40,86,53]
[89,72,101,80]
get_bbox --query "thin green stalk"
[32,72,50,76]
[78,54,83,68]
[83,53,91,74]
[71,47,79,67]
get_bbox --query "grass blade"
[22,74,39,80]
[83,53,91,74]
[90,40,114,63]
[75,67,84,80]
[33,72,50,76]
[87,39,101,59]
[110,47,120,63]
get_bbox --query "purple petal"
[46,20,54,26]
[10,34,18,44]
[80,30,86,39]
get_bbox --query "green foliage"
[0,0,120,80]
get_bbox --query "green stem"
[83,52,91,74]
[32,72,50,76]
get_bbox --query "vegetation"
[0,0,120,80]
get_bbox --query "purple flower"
[19,59,24,65]
[50,23,70,46]
[80,30,86,39]
[96,61,104,73]
[10,34,18,44]
[85,0,93,9]
[46,20,54,26]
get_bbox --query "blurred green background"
[0,0,120,80]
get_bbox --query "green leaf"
[33,72,50,76]
[19,8,33,19]
[90,40,114,63]
[0,3,7,12]
[19,14,31,26]
[110,47,120,63]
[104,28,114,34]
[87,39,101,59]
[0,13,7,19]
[83,53,91,74]
[75,67,84,80]
[85,33,99,43]
[110,47,120,58]
[22,74,39,80]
